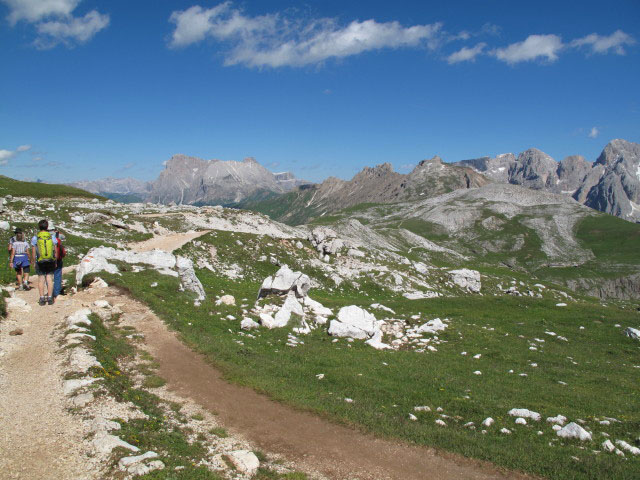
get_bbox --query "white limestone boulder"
[258,265,311,298]
[557,422,592,441]
[328,306,379,340]
[448,269,481,293]
[176,255,206,300]
[508,408,541,422]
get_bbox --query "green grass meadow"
[96,254,640,480]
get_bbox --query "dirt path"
[130,302,530,480]
[0,289,95,480]
[129,230,210,253]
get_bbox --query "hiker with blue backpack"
[31,219,58,306]
[9,229,31,290]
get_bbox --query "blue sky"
[1,0,639,183]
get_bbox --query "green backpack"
[36,231,55,263]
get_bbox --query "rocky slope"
[241,156,488,225]
[456,139,640,223]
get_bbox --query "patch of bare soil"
[117,295,532,480]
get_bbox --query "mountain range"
[68,139,640,224]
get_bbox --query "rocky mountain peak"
[417,155,443,167]
[595,139,640,166]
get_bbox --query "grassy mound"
[0,175,102,199]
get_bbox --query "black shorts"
[14,265,30,273]
[37,261,56,275]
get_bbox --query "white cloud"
[0,144,35,166]
[1,0,108,48]
[447,42,486,64]
[2,0,80,25]
[571,30,635,55]
[169,3,444,68]
[588,127,599,138]
[493,34,563,64]
[35,10,109,48]
[0,149,16,166]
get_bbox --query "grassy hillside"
[0,176,102,199]
[94,228,640,480]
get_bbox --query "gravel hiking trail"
[127,231,532,480]
[0,289,96,480]
[129,230,210,253]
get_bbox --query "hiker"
[9,230,31,290]
[50,224,66,299]
[31,219,58,306]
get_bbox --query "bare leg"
[46,273,54,299]
[38,274,45,297]
[23,271,29,285]
[16,268,23,288]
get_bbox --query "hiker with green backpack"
[31,219,58,306]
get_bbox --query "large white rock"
[75,246,176,285]
[0,220,10,231]
[258,265,311,298]
[508,408,541,422]
[557,422,592,441]
[328,305,379,340]
[176,255,206,300]
[448,269,481,293]
[228,450,260,476]
[624,327,640,340]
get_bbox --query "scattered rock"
[508,408,541,422]
[216,295,236,306]
[623,327,640,340]
[615,440,640,455]
[482,417,494,427]
[240,318,260,330]
[228,450,260,475]
[448,269,481,293]
[71,392,95,407]
[9,328,23,336]
[92,431,140,454]
[557,422,592,442]
[546,414,567,425]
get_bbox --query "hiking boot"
[39,296,46,306]
[18,285,24,291]
[23,283,31,291]
[47,296,54,305]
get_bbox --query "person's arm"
[32,246,37,264]
[9,246,15,264]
